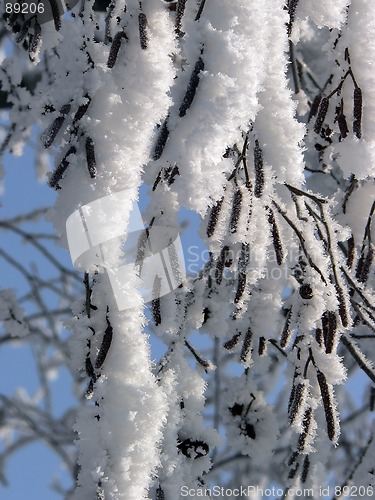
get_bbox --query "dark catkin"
[49,146,76,189]
[167,165,179,185]
[308,94,322,121]
[288,463,299,479]
[234,273,246,303]
[167,240,183,285]
[229,189,243,234]
[353,87,363,139]
[207,196,224,238]
[288,382,304,424]
[48,0,62,31]
[337,113,349,139]
[317,371,336,441]
[223,332,241,350]
[85,355,97,381]
[175,0,187,34]
[73,95,91,124]
[215,246,229,285]
[258,336,266,356]
[347,235,355,268]
[297,407,313,452]
[253,140,264,198]
[301,456,310,483]
[153,119,169,160]
[238,243,250,273]
[314,97,329,134]
[41,116,66,148]
[179,57,204,117]
[288,451,299,466]
[322,311,337,354]
[287,0,299,36]
[357,246,373,284]
[280,308,292,348]
[267,208,284,265]
[152,169,162,191]
[156,486,165,500]
[17,18,33,43]
[85,137,97,178]
[138,13,148,50]
[152,276,162,326]
[240,328,253,363]
[95,317,114,369]
[315,327,323,347]
[335,284,349,327]
[29,21,42,61]
[107,31,128,68]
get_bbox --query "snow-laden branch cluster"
[1,0,375,498]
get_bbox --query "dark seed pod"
[288,382,305,425]
[337,113,349,139]
[234,273,246,303]
[73,95,91,124]
[287,0,299,36]
[152,275,162,326]
[267,208,284,265]
[314,97,329,134]
[179,57,204,117]
[85,355,97,381]
[254,140,264,198]
[335,284,349,327]
[167,239,183,285]
[86,379,94,398]
[156,486,165,500]
[241,422,256,439]
[49,0,62,31]
[322,311,337,354]
[229,189,243,234]
[258,336,266,356]
[29,21,42,62]
[299,284,313,299]
[215,246,229,285]
[353,87,362,139]
[280,308,292,348]
[41,115,65,148]
[177,438,209,459]
[315,327,323,347]
[288,463,299,479]
[138,12,148,50]
[49,146,76,189]
[229,403,244,417]
[357,246,373,284]
[308,94,322,121]
[347,235,355,268]
[240,328,253,363]
[107,31,128,68]
[152,169,162,191]
[301,456,310,483]
[167,165,179,185]
[297,407,313,452]
[207,196,224,238]
[317,371,336,441]
[175,0,187,34]
[223,332,241,350]
[15,17,32,43]
[85,137,97,178]
[153,119,169,160]
[95,317,114,369]
[288,451,299,466]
